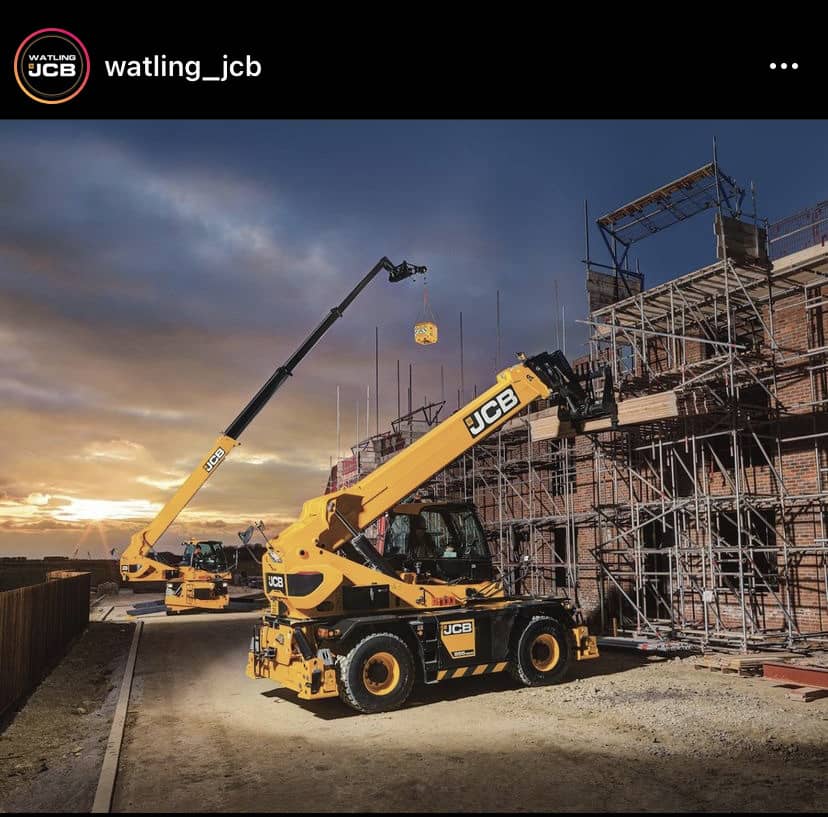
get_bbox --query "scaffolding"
[422,404,580,597]
[320,159,828,653]
[581,173,828,650]
[588,253,828,646]
[425,167,828,651]
[327,401,447,493]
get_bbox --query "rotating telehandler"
[118,257,426,613]
[247,350,613,712]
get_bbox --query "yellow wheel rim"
[530,633,560,672]
[362,651,401,696]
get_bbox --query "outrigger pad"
[126,601,166,616]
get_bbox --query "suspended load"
[414,322,438,345]
[414,279,438,345]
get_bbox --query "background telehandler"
[118,257,426,613]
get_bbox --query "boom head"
[523,350,616,424]
[387,260,427,282]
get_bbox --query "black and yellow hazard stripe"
[437,661,508,681]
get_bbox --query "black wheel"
[509,616,571,686]
[337,632,415,714]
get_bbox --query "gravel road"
[110,616,827,813]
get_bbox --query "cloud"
[118,407,191,422]
[136,473,188,491]
[232,450,280,466]
[0,519,89,532]
[0,375,93,409]
[83,439,147,462]
[231,448,329,470]
[25,492,51,506]
[0,122,594,556]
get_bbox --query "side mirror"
[238,526,254,546]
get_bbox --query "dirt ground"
[109,615,827,813]
[0,621,134,812]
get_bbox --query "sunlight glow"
[53,497,161,522]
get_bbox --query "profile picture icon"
[14,28,90,104]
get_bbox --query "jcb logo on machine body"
[266,573,286,594]
[464,387,520,438]
[440,618,476,659]
[442,621,473,636]
[204,447,226,473]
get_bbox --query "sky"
[2,119,828,558]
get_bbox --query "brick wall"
[430,278,828,644]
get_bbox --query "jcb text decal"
[464,387,520,438]
[265,573,286,594]
[440,618,476,659]
[204,446,226,473]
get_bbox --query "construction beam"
[530,390,681,441]
[763,662,828,689]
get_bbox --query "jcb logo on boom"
[204,447,226,473]
[463,386,520,438]
[442,621,473,636]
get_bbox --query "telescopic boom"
[120,257,426,580]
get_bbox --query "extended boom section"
[119,257,425,613]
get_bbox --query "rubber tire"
[509,616,571,687]
[337,632,415,714]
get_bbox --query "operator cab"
[180,540,230,573]
[381,502,493,583]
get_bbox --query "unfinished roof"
[597,162,742,246]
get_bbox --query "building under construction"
[327,157,828,653]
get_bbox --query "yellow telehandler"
[247,349,612,711]
[118,257,426,613]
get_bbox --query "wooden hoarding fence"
[0,571,91,718]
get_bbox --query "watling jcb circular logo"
[14,28,90,104]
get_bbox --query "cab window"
[419,510,456,557]
[384,514,411,557]
[455,510,488,559]
[385,508,490,561]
